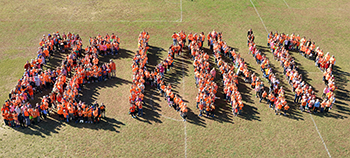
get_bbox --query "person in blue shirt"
[314,99,320,113]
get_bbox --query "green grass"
[1,0,350,157]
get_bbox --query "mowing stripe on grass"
[310,113,332,158]
[249,0,268,34]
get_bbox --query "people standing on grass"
[265,31,335,114]
[129,31,151,119]
[129,31,189,121]
[246,30,290,116]
[189,32,219,118]
[2,32,120,128]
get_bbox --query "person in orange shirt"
[68,105,74,121]
[260,90,267,103]
[23,108,30,126]
[110,60,116,77]
[93,107,100,123]
[87,107,93,123]
[8,111,14,127]
[283,104,290,116]
[83,108,89,123]
[77,108,83,123]
[275,102,282,115]
[180,105,188,121]
[300,96,307,112]
[136,101,143,117]
[30,107,38,125]
[57,103,64,123]
[172,32,178,45]
[129,104,137,118]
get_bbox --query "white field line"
[180,0,183,22]
[181,51,187,158]
[251,0,332,157]
[249,0,268,34]
[310,114,332,158]
[151,51,187,158]
[184,121,187,158]
[283,0,290,8]
[161,114,183,121]
[282,1,330,155]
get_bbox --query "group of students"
[283,33,337,112]
[88,33,120,56]
[247,30,290,115]
[129,31,150,118]
[190,31,219,118]
[52,33,117,123]
[267,31,335,113]
[211,34,246,116]
[2,32,116,128]
[129,31,189,121]
[156,32,188,120]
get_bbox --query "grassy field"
[1,0,350,157]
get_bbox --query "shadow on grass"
[80,76,132,104]
[16,48,134,136]
[332,65,350,118]
[241,45,305,120]
[257,45,350,119]
[200,47,262,122]
[11,115,125,138]
[147,45,166,69]
[138,45,191,124]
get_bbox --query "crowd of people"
[156,31,188,120]
[129,31,189,121]
[128,31,150,118]
[267,31,336,113]
[2,32,118,128]
[3,30,336,127]
[247,30,290,115]
[211,33,245,116]
[190,31,218,118]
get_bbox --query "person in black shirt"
[247,28,253,37]
[247,29,254,46]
